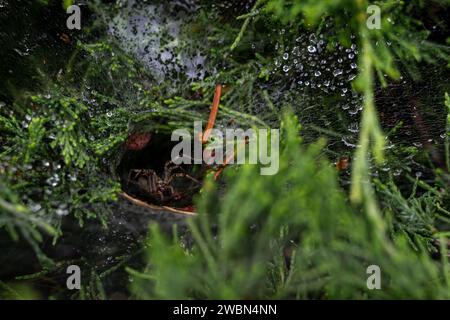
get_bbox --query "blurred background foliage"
[0,0,449,299]
[130,113,450,299]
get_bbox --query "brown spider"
[127,161,200,204]
[122,84,230,211]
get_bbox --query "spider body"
[127,161,200,205]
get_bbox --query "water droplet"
[46,174,60,187]
[30,203,42,213]
[56,204,69,216]
[348,123,359,133]
[307,45,317,53]
[342,136,357,148]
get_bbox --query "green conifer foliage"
[0,0,449,299]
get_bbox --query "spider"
[126,84,231,206]
[127,161,200,205]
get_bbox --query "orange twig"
[213,151,236,180]
[213,137,249,180]
[202,84,222,144]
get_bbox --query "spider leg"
[167,172,200,185]
[164,160,199,183]
[146,170,158,194]
[163,160,179,181]
[127,169,141,187]
[127,170,134,187]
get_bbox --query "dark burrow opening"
[117,132,205,210]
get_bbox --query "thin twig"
[202,84,222,144]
